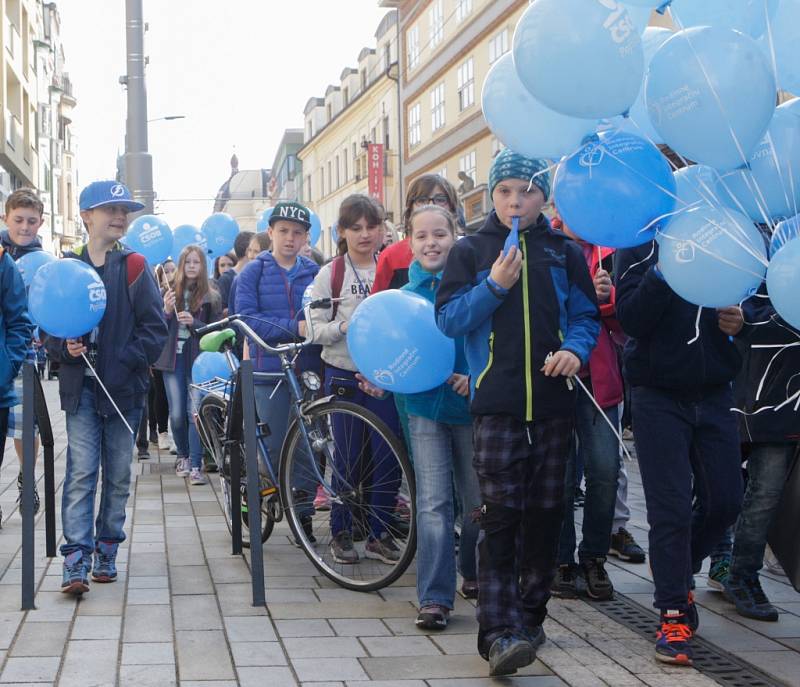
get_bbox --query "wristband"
[486,276,508,299]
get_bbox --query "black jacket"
[436,211,600,421]
[615,243,742,396]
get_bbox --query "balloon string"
[752,342,800,402]
[81,353,134,435]
[687,306,702,345]
[571,375,634,462]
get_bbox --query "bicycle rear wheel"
[279,399,415,592]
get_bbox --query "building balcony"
[461,183,489,233]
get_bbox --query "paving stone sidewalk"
[0,380,796,686]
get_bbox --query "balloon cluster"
[481,0,800,326]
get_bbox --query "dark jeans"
[632,385,743,611]
[0,406,8,465]
[149,369,169,435]
[559,392,620,564]
[323,366,402,539]
[730,442,796,579]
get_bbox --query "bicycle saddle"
[200,328,237,353]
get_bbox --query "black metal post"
[230,370,243,555]
[33,375,56,557]
[240,360,265,606]
[21,363,36,610]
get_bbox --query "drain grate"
[146,463,176,475]
[588,595,785,687]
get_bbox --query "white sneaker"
[158,432,170,451]
[175,457,190,477]
[189,468,207,486]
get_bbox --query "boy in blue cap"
[436,149,600,676]
[46,181,167,594]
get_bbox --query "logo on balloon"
[373,370,395,386]
[139,224,163,245]
[674,241,696,263]
[88,280,107,311]
[597,0,636,52]
[579,143,605,168]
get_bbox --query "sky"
[58,0,392,229]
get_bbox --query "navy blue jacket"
[0,230,42,260]
[46,244,168,414]
[0,249,32,407]
[615,243,742,395]
[234,252,322,377]
[436,211,600,421]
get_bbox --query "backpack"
[330,255,346,320]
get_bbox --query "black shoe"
[416,605,450,630]
[330,531,359,564]
[724,574,779,622]
[609,527,646,563]
[137,446,151,459]
[551,564,579,599]
[17,472,40,515]
[300,515,317,545]
[580,557,614,600]
[687,591,700,632]
[522,625,546,651]
[488,633,534,676]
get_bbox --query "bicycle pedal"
[260,486,278,497]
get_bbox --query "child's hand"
[163,289,176,312]
[66,339,87,358]
[594,269,612,303]
[355,373,387,399]
[541,350,581,378]
[490,247,523,290]
[298,321,307,339]
[176,311,194,326]
[447,374,470,397]
[717,306,744,336]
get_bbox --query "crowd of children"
[0,142,796,677]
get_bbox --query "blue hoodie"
[0,229,43,261]
[399,260,470,425]
[234,251,322,377]
[0,248,32,407]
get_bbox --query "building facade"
[213,153,271,233]
[297,10,401,257]
[268,128,304,206]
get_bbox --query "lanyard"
[346,253,376,297]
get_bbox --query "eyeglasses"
[412,194,450,208]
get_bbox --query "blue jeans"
[162,352,203,469]
[559,392,620,564]
[408,414,480,609]
[730,442,796,578]
[254,381,315,518]
[632,385,743,611]
[61,381,142,557]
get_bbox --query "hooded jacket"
[436,211,600,421]
[235,251,321,377]
[0,248,32,407]
[45,243,168,414]
[0,229,42,260]
[154,290,222,373]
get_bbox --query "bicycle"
[192,299,416,592]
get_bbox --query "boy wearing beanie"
[436,149,599,675]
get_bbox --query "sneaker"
[330,531,359,564]
[395,493,412,522]
[61,551,90,595]
[175,457,190,477]
[488,633,534,676]
[708,558,730,591]
[724,574,779,622]
[158,432,171,450]
[189,467,207,485]
[17,472,40,515]
[460,579,479,599]
[551,564,579,599]
[522,625,547,651]
[365,532,401,564]
[313,485,331,511]
[609,527,646,564]
[416,604,450,630]
[91,540,118,583]
[580,557,614,600]
[292,515,317,547]
[686,591,700,633]
[137,445,150,459]
[655,611,693,665]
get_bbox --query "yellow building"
[0,0,39,198]
[297,10,401,257]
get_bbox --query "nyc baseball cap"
[269,201,311,230]
[79,180,145,212]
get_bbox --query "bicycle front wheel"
[279,400,415,592]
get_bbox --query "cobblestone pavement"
[0,380,796,686]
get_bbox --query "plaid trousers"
[472,413,572,653]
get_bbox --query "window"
[407,26,419,71]
[335,155,340,189]
[456,0,473,23]
[327,161,332,195]
[491,136,504,158]
[457,58,474,111]
[343,86,349,105]
[319,168,325,198]
[326,103,332,122]
[343,149,348,182]
[429,1,444,47]
[459,150,477,184]
[439,167,447,180]
[408,103,421,148]
[305,174,312,202]
[430,82,445,132]
[383,116,390,149]
[306,121,312,140]
[384,43,391,71]
[360,69,367,92]
[489,29,509,64]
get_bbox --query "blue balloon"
[670,0,779,38]
[481,54,596,160]
[778,98,800,118]
[673,165,721,210]
[646,27,776,172]
[202,213,239,259]
[347,290,455,393]
[309,210,322,247]
[627,27,673,144]
[659,206,767,307]
[715,110,800,223]
[622,0,664,6]
[125,215,173,265]
[192,351,237,385]
[256,207,273,232]
[623,3,655,35]
[759,0,800,94]
[28,259,107,338]
[15,251,56,287]
[172,224,206,259]
[512,0,644,119]
[767,237,800,328]
[553,130,676,248]
[770,215,800,257]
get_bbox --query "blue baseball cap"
[79,180,145,212]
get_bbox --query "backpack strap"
[330,255,345,320]
[126,252,146,287]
